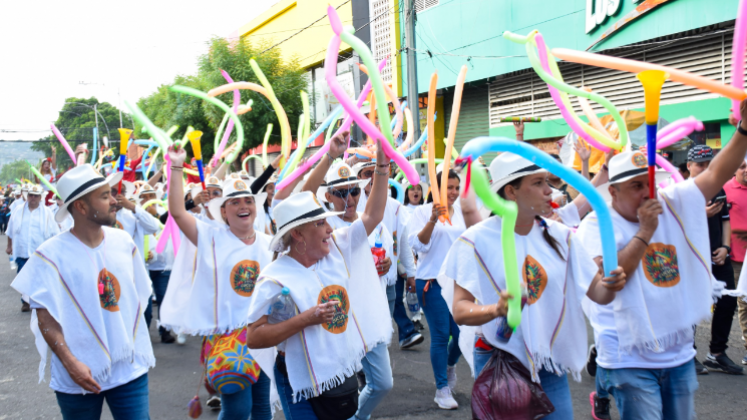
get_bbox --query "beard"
[88,207,116,226]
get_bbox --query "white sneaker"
[177,333,187,345]
[447,365,457,391]
[434,387,458,410]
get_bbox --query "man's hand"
[713,247,729,265]
[193,190,209,206]
[5,246,11,255]
[601,266,627,292]
[637,199,663,238]
[117,195,135,212]
[406,277,416,292]
[513,121,525,140]
[377,257,392,275]
[574,140,592,162]
[62,358,102,394]
[329,130,350,159]
[706,201,724,218]
[145,205,158,217]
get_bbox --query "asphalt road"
[2,254,747,419]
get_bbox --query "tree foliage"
[137,37,308,162]
[31,97,126,170]
[0,159,33,185]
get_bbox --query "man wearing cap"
[10,187,26,213]
[110,182,160,260]
[686,145,743,375]
[576,102,747,420]
[6,185,60,312]
[11,165,154,419]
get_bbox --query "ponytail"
[536,216,565,260]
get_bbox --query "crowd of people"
[4,102,747,420]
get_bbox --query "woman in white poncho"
[162,145,274,420]
[245,135,392,420]
[440,153,625,419]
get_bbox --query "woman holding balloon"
[35,146,57,206]
[442,153,625,419]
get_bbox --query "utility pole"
[405,0,421,145]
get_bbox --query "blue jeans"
[218,370,272,420]
[393,275,417,342]
[386,284,395,317]
[416,279,461,389]
[55,373,150,420]
[597,359,698,420]
[354,343,393,420]
[144,270,171,335]
[275,354,318,420]
[595,372,609,399]
[472,343,573,420]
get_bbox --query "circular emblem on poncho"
[98,269,121,312]
[317,285,350,334]
[230,260,260,297]
[642,243,680,288]
[522,255,548,305]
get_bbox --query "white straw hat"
[320,161,368,203]
[27,184,44,196]
[489,153,547,193]
[135,183,162,202]
[207,178,266,225]
[269,191,342,252]
[55,164,123,223]
[595,150,671,202]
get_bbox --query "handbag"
[307,374,359,420]
[471,348,554,420]
[204,326,261,395]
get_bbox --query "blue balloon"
[388,178,404,203]
[459,136,618,277]
[90,127,98,165]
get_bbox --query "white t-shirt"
[575,180,713,369]
[408,202,466,280]
[327,214,396,287]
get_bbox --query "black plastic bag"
[471,348,555,420]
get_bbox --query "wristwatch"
[738,120,747,137]
[721,245,732,255]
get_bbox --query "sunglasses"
[329,187,361,199]
[359,170,374,179]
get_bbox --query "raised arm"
[302,131,349,196]
[166,146,198,245]
[695,100,747,200]
[361,140,391,236]
[251,154,281,194]
[570,150,612,217]
[51,146,57,171]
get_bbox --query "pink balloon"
[534,34,612,153]
[656,117,703,148]
[156,153,180,255]
[655,154,683,185]
[212,69,240,166]
[51,123,77,164]
[732,0,747,121]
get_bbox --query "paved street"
[2,257,747,419]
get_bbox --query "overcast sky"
[0,0,278,141]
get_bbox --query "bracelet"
[374,169,388,176]
[376,163,390,168]
[633,235,649,247]
[738,120,747,137]
[326,152,336,163]
[602,164,609,172]
[171,166,183,171]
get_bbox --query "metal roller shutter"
[489,25,745,129]
[444,83,490,153]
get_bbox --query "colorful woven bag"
[204,326,261,394]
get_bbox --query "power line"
[260,0,353,54]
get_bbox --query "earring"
[295,240,307,255]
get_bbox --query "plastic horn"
[249,59,292,167]
[262,124,273,167]
[497,117,542,122]
[637,70,668,198]
[188,130,206,190]
[117,128,133,194]
[441,65,468,224]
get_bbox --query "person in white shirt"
[576,103,747,420]
[35,146,57,206]
[6,184,60,312]
[10,187,26,213]
[11,164,154,420]
[110,184,160,259]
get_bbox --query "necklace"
[234,231,257,241]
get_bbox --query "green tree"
[31,98,126,170]
[0,159,33,185]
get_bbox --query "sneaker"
[21,302,30,312]
[589,392,611,420]
[434,387,458,410]
[693,358,709,375]
[447,366,457,392]
[742,353,747,365]
[703,353,745,375]
[413,320,425,331]
[206,395,221,411]
[177,333,187,345]
[400,332,424,349]
[161,333,176,344]
[586,344,598,377]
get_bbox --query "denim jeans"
[416,279,461,389]
[595,372,610,399]
[472,342,573,419]
[386,284,395,317]
[218,370,272,420]
[353,343,393,420]
[597,359,698,420]
[55,373,150,420]
[275,354,318,420]
[393,275,417,342]
[144,270,171,335]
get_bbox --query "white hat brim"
[595,170,672,202]
[269,209,343,253]
[319,179,369,203]
[207,192,268,226]
[55,171,123,223]
[490,168,547,193]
